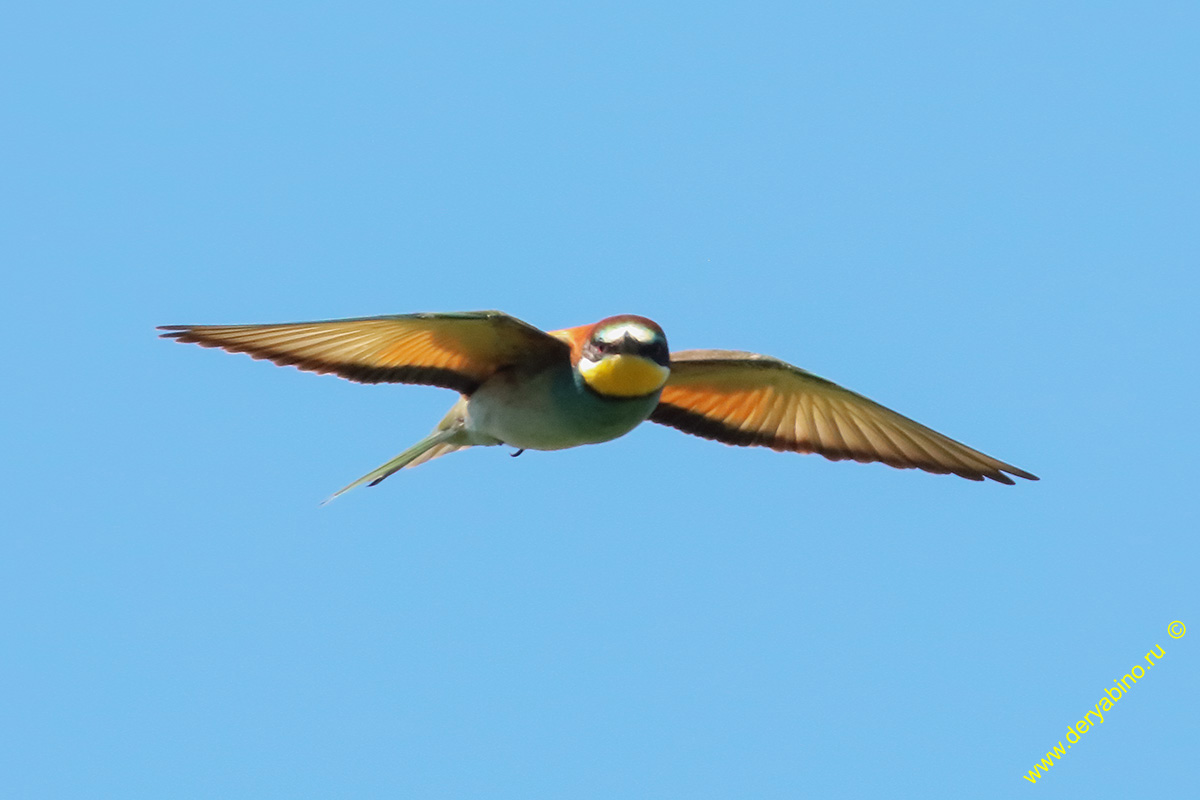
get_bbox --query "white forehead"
[595,322,656,343]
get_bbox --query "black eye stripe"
[583,336,669,367]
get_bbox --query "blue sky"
[3,1,1197,797]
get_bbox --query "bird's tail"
[322,428,463,504]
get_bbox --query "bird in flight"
[159,311,1037,500]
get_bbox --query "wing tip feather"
[651,402,1038,486]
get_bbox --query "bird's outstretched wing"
[651,350,1037,484]
[159,311,568,394]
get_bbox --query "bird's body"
[159,310,1037,499]
[461,357,662,452]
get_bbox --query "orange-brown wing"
[159,311,568,394]
[651,350,1037,484]
[546,323,594,362]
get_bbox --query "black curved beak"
[616,332,640,354]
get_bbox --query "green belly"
[467,364,663,451]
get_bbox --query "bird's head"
[575,315,671,398]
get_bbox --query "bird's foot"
[510,448,525,457]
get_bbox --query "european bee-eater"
[159,311,1037,500]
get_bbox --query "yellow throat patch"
[578,354,670,397]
